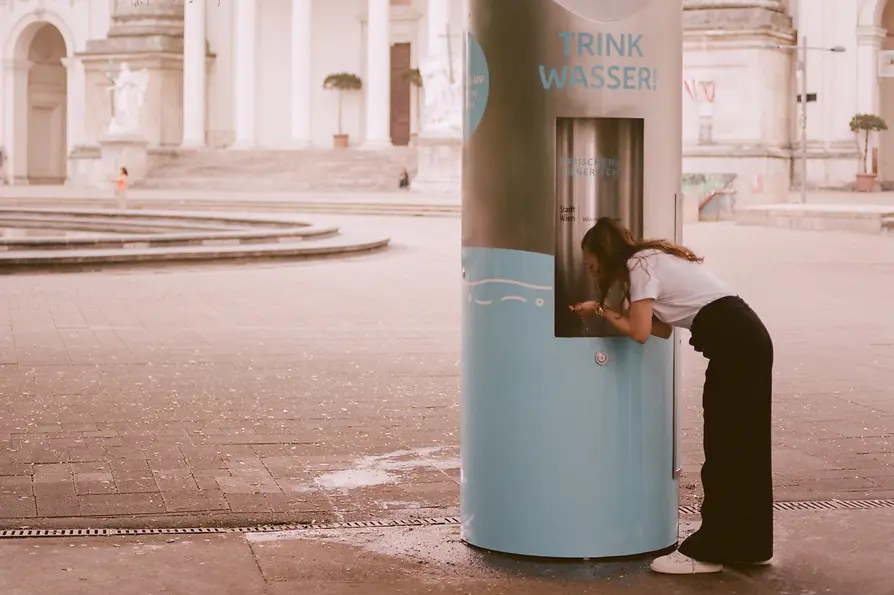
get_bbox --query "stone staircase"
[137,147,418,193]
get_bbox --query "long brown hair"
[580,217,703,306]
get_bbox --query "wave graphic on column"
[462,277,552,308]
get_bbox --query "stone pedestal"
[100,133,149,187]
[68,146,104,187]
[411,135,462,195]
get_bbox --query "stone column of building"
[793,1,858,188]
[233,0,258,148]
[60,57,86,174]
[2,60,32,184]
[858,25,888,180]
[182,0,207,147]
[364,0,392,147]
[0,60,6,163]
[856,26,886,116]
[291,0,313,147]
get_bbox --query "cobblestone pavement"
[0,216,892,527]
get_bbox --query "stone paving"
[1,511,893,594]
[0,215,893,528]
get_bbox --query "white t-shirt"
[627,249,733,329]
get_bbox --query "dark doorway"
[390,42,411,146]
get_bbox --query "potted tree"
[323,72,363,149]
[395,67,423,144]
[849,113,888,192]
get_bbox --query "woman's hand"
[570,301,605,317]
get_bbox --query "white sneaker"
[650,550,724,575]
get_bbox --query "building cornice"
[75,53,189,70]
[685,143,792,158]
[684,0,786,12]
[356,5,423,23]
[684,28,796,47]
[684,142,859,159]
[684,2,793,33]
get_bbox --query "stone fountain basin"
[0,208,390,271]
[0,208,339,251]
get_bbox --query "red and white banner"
[683,79,697,101]
[683,79,716,103]
[699,81,716,103]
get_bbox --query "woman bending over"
[573,217,774,575]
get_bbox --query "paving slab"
[0,533,265,595]
[0,218,892,527]
[0,508,890,594]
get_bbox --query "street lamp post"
[799,36,808,206]
[773,40,846,203]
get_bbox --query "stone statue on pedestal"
[420,58,462,138]
[413,56,463,194]
[107,62,150,136]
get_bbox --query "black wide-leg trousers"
[677,295,775,564]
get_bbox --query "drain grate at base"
[678,498,894,516]
[0,517,461,539]
[1,499,893,539]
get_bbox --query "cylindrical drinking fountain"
[461,0,684,558]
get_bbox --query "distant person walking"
[398,167,410,190]
[115,167,129,209]
[572,217,775,575]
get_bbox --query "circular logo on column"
[465,33,490,140]
[595,352,608,366]
[552,0,653,22]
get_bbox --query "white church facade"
[0,0,465,189]
[1,0,894,203]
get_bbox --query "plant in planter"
[323,73,363,149]
[849,113,888,192]
[395,67,423,142]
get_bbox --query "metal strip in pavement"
[1,500,892,539]
[0,517,460,539]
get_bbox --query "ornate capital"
[684,0,793,33]
[684,0,786,11]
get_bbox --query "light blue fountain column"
[460,0,683,558]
